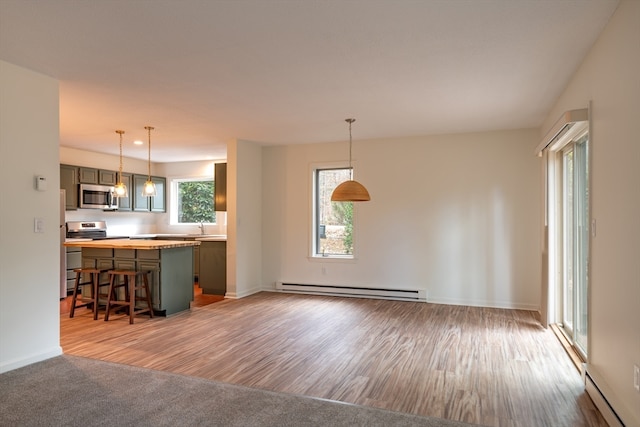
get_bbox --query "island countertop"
[131,233,226,240]
[63,239,201,250]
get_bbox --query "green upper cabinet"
[116,172,133,211]
[133,175,151,212]
[133,175,166,212]
[60,164,78,210]
[78,167,117,185]
[60,163,164,213]
[151,176,166,212]
[214,162,227,212]
[98,169,117,185]
[78,167,98,184]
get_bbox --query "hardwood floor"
[60,292,606,427]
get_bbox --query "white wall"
[226,139,263,298]
[235,140,263,297]
[0,61,61,372]
[541,1,640,424]
[262,128,541,310]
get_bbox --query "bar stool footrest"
[105,270,154,324]
[69,268,111,320]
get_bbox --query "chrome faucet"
[198,222,206,235]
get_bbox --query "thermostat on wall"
[36,175,47,191]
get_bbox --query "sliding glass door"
[559,134,589,358]
[561,146,575,336]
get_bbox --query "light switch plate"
[34,217,44,233]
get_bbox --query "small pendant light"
[113,130,128,197]
[331,118,371,202]
[142,125,157,197]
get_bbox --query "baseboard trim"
[584,368,626,427]
[225,286,262,299]
[0,346,63,374]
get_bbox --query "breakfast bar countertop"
[129,234,227,241]
[63,239,201,250]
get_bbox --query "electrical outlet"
[634,365,640,392]
[321,266,327,275]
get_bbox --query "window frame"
[169,176,216,226]
[310,163,358,260]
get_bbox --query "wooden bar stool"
[104,270,154,324]
[69,268,111,320]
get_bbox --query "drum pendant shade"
[331,179,370,201]
[331,118,371,202]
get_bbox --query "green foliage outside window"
[332,201,353,254]
[178,181,216,223]
[316,168,354,256]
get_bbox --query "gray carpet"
[0,355,478,427]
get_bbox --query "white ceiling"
[0,0,619,163]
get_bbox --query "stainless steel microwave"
[79,184,118,209]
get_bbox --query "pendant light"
[142,125,157,197]
[113,130,128,197]
[331,118,371,202]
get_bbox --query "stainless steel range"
[63,221,109,299]
[66,220,109,239]
[66,220,129,240]
[63,221,128,297]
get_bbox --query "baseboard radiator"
[275,282,427,302]
[584,369,626,427]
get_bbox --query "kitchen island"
[63,239,200,316]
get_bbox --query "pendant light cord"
[346,118,355,179]
[145,126,154,180]
[115,130,125,183]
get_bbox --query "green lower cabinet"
[199,241,226,295]
[77,256,112,300]
[153,246,193,315]
[79,258,96,297]
[138,261,161,310]
[193,246,200,282]
[113,259,135,302]
[81,246,194,316]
